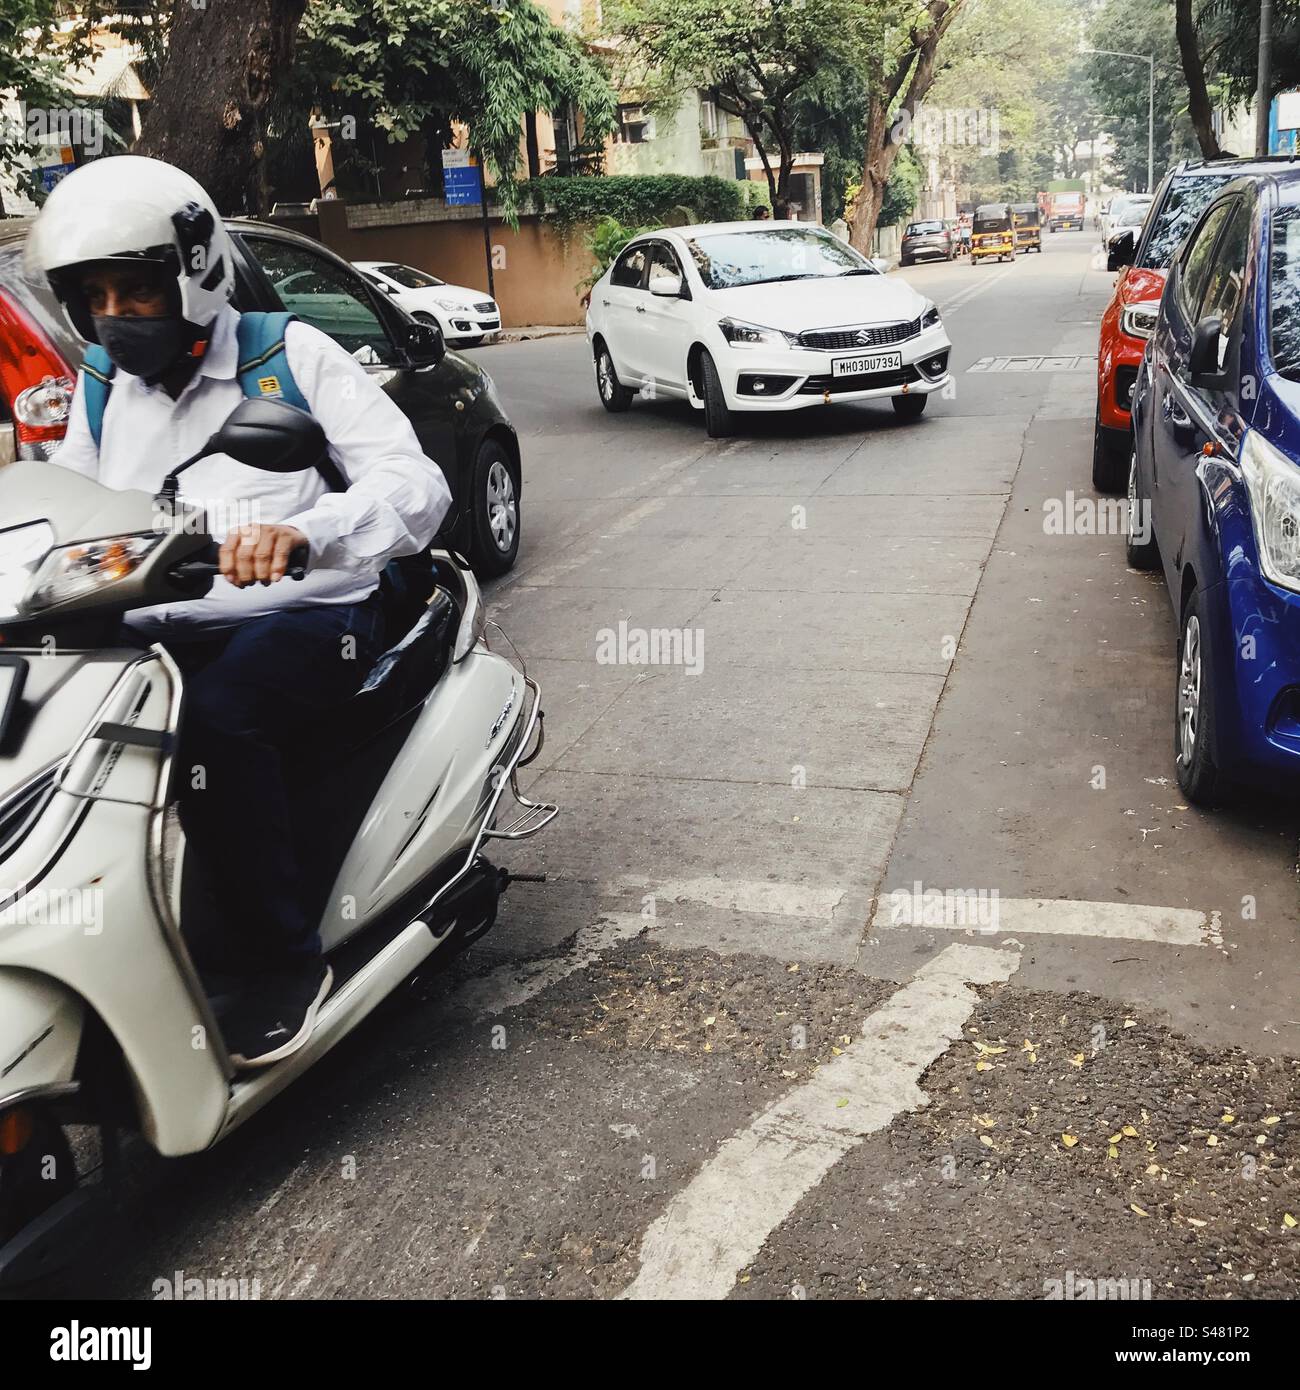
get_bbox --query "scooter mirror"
[202,397,328,473]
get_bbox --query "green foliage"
[0,0,73,183]
[880,143,922,227]
[298,0,616,204]
[1195,0,1300,110]
[608,0,881,205]
[519,173,747,229]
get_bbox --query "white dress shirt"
[54,305,452,635]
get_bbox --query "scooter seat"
[300,587,460,756]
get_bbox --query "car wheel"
[1174,589,1221,805]
[468,438,520,577]
[699,350,736,438]
[595,343,634,412]
[891,392,928,421]
[1091,410,1128,493]
[1125,447,1159,571]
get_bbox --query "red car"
[1093,160,1259,492]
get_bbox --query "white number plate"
[831,350,903,377]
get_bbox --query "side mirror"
[1107,229,1135,272]
[404,317,445,367]
[205,397,328,473]
[649,274,683,298]
[1189,314,1224,383]
[155,398,327,503]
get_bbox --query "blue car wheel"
[1175,586,1222,804]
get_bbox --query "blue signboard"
[445,163,483,207]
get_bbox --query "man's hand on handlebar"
[219,523,309,587]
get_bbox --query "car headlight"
[1121,300,1161,341]
[718,317,798,349]
[1240,430,1300,592]
[0,522,56,623]
[434,297,463,311]
[922,303,941,329]
[23,533,162,614]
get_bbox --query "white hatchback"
[355,260,501,346]
[584,221,952,437]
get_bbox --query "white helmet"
[27,155,235,343]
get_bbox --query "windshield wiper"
[748,273,822,285]
[836,268,877,276]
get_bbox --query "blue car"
[1129,166,1300,803]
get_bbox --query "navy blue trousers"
[155,596,386,970]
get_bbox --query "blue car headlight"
[1240,430,1300,592]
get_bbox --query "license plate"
[831,351,902,377]
[0,657,27,749]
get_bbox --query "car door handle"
[601,299,610,307]
[635,303,646,313]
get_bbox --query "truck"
[1045,180,1086,233]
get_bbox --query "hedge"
[518,174,747,229]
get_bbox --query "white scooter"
[0,399,556,1282]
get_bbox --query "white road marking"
[938,268,1012,315]
[619,942,1020,1300]
[870,895,1208,946]
[617,875,845,921]
[450,913,643,1018]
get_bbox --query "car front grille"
[798,364,921,395]
[474,301,497,314]
[798,316,922,352]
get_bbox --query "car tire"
[1091,411,1128,493]
[461,335,486,348]
[468,437,520,578]
[891,392,928,421]
[901,257,912,268]
[699,350,736,438]
[1125,447,1160,571]
[595,343,634,412]
[1174,587,1222,805]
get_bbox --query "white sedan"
[355,260,501,346]
[585,221,952,437]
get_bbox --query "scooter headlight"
[23,533,162,613]
[1240,430,1300,592]
[0,522,56,622]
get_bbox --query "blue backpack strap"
[234,311,310,411]
[80,344,116,450]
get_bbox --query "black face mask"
[92,315,191,381]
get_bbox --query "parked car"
[1127,167,1300,802]
[0,219,522,574]
[1098,193,1153,244]
[584,220,952,438]
[1103,197,1154,253]
[900,219,955,265]
[355,261,501,348]
[1091,157,1279,493]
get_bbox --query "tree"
[134,0,308,214]
[608,0,877,217]
[0,0,74,206]
[297,0,616,205]
[1175,0,1221,158]
[846,0,967,253]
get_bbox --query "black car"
[0,217,522,576]
[900,219,955,266]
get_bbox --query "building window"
[618,104,653,144]
[700,99,718,139]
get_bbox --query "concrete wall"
[313,199,592,328]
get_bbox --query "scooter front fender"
[0,968,84,1102]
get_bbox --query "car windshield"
[907,221,944,235]
[1138,175,1233,269]
[684,228,874,289]
[1270,205,1300,381]
[377,263,444,289]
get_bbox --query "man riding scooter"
[26,156,452,1070]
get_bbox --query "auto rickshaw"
[1012,202,1042,253]
[971,203,1016,263]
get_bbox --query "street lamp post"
[1257,0,1274,157]
[1082,47,1155,193]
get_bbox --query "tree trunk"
[848,0,964,253]
[1175,0,1223,159]
[135,0,308,215]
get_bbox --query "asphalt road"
[27,229,1300,1301]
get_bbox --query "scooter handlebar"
[169,541,310,584]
